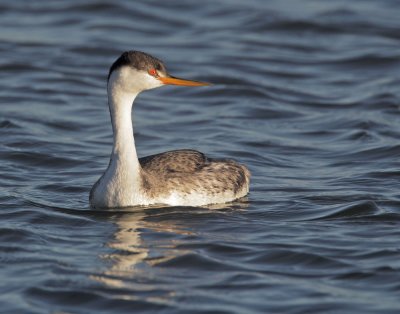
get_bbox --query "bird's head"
[107,51,209,94]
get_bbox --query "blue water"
[1,1,400,313]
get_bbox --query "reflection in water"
[92,201,248,289]
[92,211,147,288]
[91,208,192,289]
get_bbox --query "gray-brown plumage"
[139,149,250,200]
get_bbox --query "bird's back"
[140,149,208,174]
[139,149,250,205]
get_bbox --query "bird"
[90,51,250,209]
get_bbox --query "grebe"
[90,51,250,208]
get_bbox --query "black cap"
[108,51,167,81]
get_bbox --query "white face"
[108,65,164,94]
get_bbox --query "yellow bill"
[158,76,210,86]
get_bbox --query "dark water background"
[1,1,400,313]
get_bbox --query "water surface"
[1,1,400,313]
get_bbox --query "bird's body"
[90,51,250,209]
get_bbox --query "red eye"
[148,69,157,76]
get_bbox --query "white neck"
[92,81,142,208]
[107,65,161,164]
[91,67,163,208]
[108,83,139,164]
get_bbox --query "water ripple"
[1,0,400,313]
